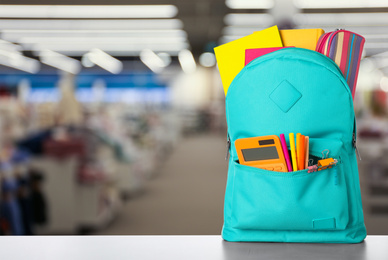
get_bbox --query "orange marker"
[304,136,309,169]
[296,133,300,168]
[297,134,305,170]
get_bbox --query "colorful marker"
[289,133,298,171]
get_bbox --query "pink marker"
[280,134,292,172]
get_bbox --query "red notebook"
[245,47,292,65]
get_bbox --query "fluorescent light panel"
[0,19,183,30]
[0,39,22,52]
[140,49,165,73]
[364,34,388,40]
[226,0,274,9]
[39,50,81,74]
[294,0,388,9]
[27,42,189,51]
[17,37,187,45]
[199,52,216,67]
[294,13,388,26]
[84,49,122,74]
[0,5,178,18]
[222,26,267,36]
[1,29,187,42]
[365,42,388,49]
[178,50,196,74]
[0,49,40,73]
[294,25,388,35]
[28,42,190,56]
[224,13,274,26]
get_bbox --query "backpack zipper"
[353,132,361,161]
[225,134,231,161]
[352,119,361,161]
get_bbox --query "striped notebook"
[316,30,365,99]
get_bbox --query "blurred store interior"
[0,0,388,235]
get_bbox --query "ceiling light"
[294,13,388,26]
[294,0,388,9]
[29,42,190,56]
[0,19,183,30]
[365,42,388,49]
[224,13,274,26]
[178,50,196,74]
[0,49,40,73]
[1,29,187,42]
[222,26,267,36]
[39,49,81,74]
[157,52,172,67]
[81,55,95,68]
[0,5,178,18]
[83,49,122,74]
[226,0,274,9]
[140,49,165,73]
[199,52,216,67]
[0,39,23,52]
[295,25,388,36]
[17,36,187,45]
[364,34,388,40]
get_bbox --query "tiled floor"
[95,134,228,235]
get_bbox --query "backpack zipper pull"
[225,135,231,161]
[353,133,361,161]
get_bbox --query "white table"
[0,235,387,260]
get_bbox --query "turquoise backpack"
[222,48,367,243]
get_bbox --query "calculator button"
[266,167,274,171]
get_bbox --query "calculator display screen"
[241,146,279,162]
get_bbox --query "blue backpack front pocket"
[230,160,349,231]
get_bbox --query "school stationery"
[315,29,365,99]
[318,158,336,171]
[222,47,366,243]
[307,164,318,173]
[280,133,292,172]
[280,28,325,50]
[245,47,291,65]
[235,135,287,172]
[296,133,300,167]
[308,158,338,173]
[297,133,305,170]
[304,136,309,169]
[214,26,283,96]
[289,133,298,171]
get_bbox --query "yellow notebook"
[279,28,325,51]
[214,26,283,96]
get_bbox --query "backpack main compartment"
[222,48,367,243]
